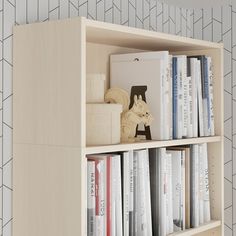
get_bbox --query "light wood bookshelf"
[13,17,224,236]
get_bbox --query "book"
[207,57,215,136]
[87,160,96,236]
[122,152,129,236]
[149,148,161,235]
[167,149,182,232]
[166,153,174,234]
[190,145,200,228]
[202,143,211,222]
[187,58,199,138]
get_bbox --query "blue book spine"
[203,57,210,129]
[172,57,178,139]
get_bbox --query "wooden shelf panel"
[169,220,221,236]
[86,136,221,154]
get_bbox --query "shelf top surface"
[85,18,223,51]
[14,17,223,51]
[86,136,222,154]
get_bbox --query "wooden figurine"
[105,88,154,142]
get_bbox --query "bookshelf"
[13,17,224,236]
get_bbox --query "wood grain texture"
[13,144,87,236]
[13,17,86,147]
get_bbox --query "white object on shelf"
[86,73,105,103]
[86,103,122,145]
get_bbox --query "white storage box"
[86,104,122,145]
[86,73,105,103]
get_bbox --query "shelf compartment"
[169,220,221,236]
[86,136,221,154]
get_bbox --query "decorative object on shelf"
[86,103,122,145]
[86,73,105,103]
[105,87,153,142]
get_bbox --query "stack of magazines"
[87,143,211,236]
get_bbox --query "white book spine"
[128,151,134,235]
[181,151,186,230]
[193,145,200,227]
[202,143,211,222]
[207,57,215,136]
[123,153,129,236]
[177,57,183,139]
[100,161,106,236]
[144,149,153,236]
[137,151,148,235]
[169,150,182,232]
[166,153,174,234]
[87,161,96,236]
[169,55,173,139]
[187,76,193,138]
[160,148,167,236]
[115,155,123,236]
[191,59,198,138]
[199,145,204,225]
[196,60,204,137]
[111,158,116,236]
[182,56,188,138]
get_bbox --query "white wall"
[0,0,235,236]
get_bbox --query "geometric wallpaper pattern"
[0,0,235,235]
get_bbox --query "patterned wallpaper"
[0,0,234,236]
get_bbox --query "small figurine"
[105,88,154,142]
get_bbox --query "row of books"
[110,52,215,140]
[87,143,211,236]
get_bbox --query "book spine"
[144,149,153,235]
[133,152,138,235]
[177,57,183,139]
[129,151,134,236]
[208,57,215,136]
[182,56,188,138]
[183,74,189,138]
[181,151,186,230]
[199,145,204,225]
[187,76,193,138]
[87,161,96,236]
[160,148,167,235]
[137,151,148,235]
[100,160,106,236]
[123,153,129,236]
[190,59,198,138]
[169,56,173,139]
[106,157,111,236]
[196,60,204,137]
[203,57,210,136]
[166,153,174,234]
[202,143,211,222]
[172,57,178,139]
[111,157,116,236]
[193,145,200,227]
[115,155,123,236]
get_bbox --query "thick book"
[110,51,170,140]
[87,160,96,236]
